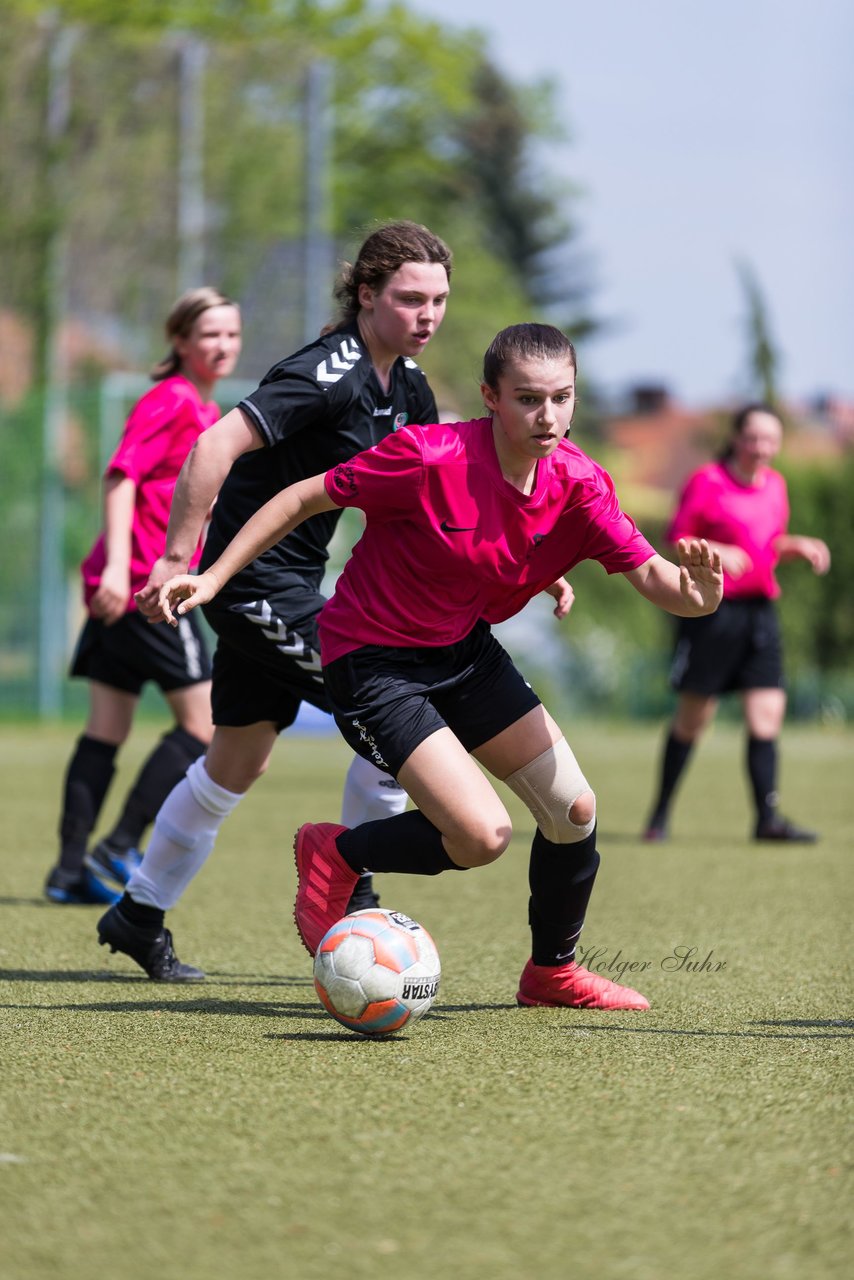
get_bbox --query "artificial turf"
[1,721,850,1280]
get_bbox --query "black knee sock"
[648,731,694,827]
[528,826,601,966]
[106,727,207,851]
[747,736,778,825]
[118,891,164,931]
[337,810,465,875]
[58,736,117,874]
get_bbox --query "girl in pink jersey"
[643,403,831,844]
[158,323,722,1010]
[45,289,242,904]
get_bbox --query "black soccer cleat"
[753,815,818,844]
[97,903,205,982]
[346,872,381,914]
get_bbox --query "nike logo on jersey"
[440,519,478,533]
[315,337,361,384]
[525,533,548,560]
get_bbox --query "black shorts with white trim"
[321,620,542,778]
[70,609,211,695]
[670,596,783,696]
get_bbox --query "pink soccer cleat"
[293,823,358,956]
[516,957,650,1011]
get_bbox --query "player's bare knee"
[456,818,511,866]
[213,755,268,792]
[251,755,270,782]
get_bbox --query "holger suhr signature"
[577,945,727,981]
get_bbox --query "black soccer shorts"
[321,620,542,777]
[70,609,211,695]
[203,586,332,731]
[670,597,784,696]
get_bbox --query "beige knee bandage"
[504,739,595,843]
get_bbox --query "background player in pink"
[643,402,831,844]
[44,288,242,904]
[159,323,723,1011]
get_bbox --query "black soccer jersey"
[200,322,438,602]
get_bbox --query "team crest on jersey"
[393,413,408,431]
[315,337,361,384]
[332,462,358,496]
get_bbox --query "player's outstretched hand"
[676,538,723,614]
[157,570,221,627]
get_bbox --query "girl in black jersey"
[97,222,453,981]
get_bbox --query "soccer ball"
[313,908,441,1037]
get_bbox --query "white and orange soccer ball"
[313,909,441,1037]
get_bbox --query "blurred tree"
[1,0,594,403]
[735,258,780,406]
[1,0,609,715]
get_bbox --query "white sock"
[340,754,407,827]
[127,758,243,910]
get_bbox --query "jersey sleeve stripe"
[237,398,275,448]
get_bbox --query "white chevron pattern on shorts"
[315,337,361,384]
[238,600,322,677]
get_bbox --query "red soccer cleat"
[293,823,358,956]
[516,957,650,1011]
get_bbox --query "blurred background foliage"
[1,0,850,722]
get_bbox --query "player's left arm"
[774,534,831,574]
[157,472,340,624]
[623,539,723,616]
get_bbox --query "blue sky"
[407,0,854,407]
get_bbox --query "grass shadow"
[0,967,314,987]
[267,1030,409,1043]
[564,1019,853,1040]
[0,896,58,907]
[431,1002,520,1013]
[0,968,138,983]
[0,996,327,1018]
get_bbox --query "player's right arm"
[89,472,136,625]
[135,407,262,621]
[157,473,340,624]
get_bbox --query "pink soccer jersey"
[667,461,789,600]
[320,418,655,664]
[81,376,220,610]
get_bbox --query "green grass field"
[1,721,851,1280]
